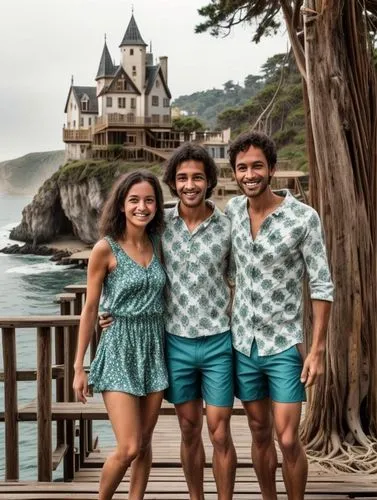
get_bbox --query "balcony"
[63,128,92,143]
[93,113,172,133]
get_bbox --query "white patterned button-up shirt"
[225,190,334,356]
[162,202,231,338]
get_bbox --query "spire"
[96,40,115,80]
[119,14,147,47]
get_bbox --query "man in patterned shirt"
[162,143,236,500]
[225,131,334,500]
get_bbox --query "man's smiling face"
[234,145,275,199]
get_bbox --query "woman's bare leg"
[99,391,141,500]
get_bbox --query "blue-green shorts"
[234,341,306,403]
[165,330,234,407]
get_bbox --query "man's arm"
[300,209,334,387]
[300,299,331,388]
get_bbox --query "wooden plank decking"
[1,412,376,499]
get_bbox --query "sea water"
[0,193,114,480]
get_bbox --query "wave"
[6,262,74,275]
[0,221,21,248]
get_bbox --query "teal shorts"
[234,341,306,403]
[165,330,234,407]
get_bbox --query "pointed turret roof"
[96,41,115,80]
[120,15,147,47]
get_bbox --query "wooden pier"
[1,285,377,499]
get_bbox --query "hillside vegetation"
[173,53,307,171]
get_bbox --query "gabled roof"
[145,65,171,99]
[64,86,98,114]
[99,66,141,96]
[120,15,147,47]
[96,42,116,80]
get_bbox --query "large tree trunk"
[296,0,377,468]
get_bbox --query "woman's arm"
[73,240,111,402]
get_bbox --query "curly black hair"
[99,170,164,240]
[228,131,277,171]
[163,142,218,199]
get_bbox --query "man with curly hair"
[162,142,236,500]
[225,131,334,500]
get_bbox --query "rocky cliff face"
[9,160,161,245]
[10,175,104,245]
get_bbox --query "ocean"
[0,193,114,480]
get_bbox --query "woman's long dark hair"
[99,170,164,240]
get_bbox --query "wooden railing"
[0,316,81,481]
[62,128,92,142]
[93,113,171,133]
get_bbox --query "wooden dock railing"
[0,316,81,481]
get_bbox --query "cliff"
[0,150,65,194]
[10,160,162,245]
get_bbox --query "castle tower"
[95,38,115,96]
[119,15,147,93]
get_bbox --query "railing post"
[37,326,52,482]
[58,294,77,480]
[54,293,75,450]
[2,327,19,480]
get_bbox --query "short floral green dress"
[88,236,168,396]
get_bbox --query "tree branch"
[280,0,307,79]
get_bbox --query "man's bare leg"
[206,405,236,500]
[176,399,205,500]
[273,401,307,500]
[243,398,278,500]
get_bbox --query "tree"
[244,74,263,92]
[197,0,377,471]
[172,116,206,140]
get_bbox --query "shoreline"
[0,235,91,263]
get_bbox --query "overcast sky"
[0,0,286,162]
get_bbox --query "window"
[163,98,170,108]
[130,49,134,55]
[152,95,159,106]
[163,114,170,123]
[131,98,136,109]
[132,65,136,77]
[88,118,92,126]
[220,146,225,159]
[73,120,76,128]
[106,97,113,107]
[118,97,126,108]
[156,80,160,88]
[81,100,88,111]
[80,117,84,127]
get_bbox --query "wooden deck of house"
[1,287,377,498]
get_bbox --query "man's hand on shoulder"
[98,312,114,330]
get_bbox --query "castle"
[63,13,230,164]
[63,14,180,162]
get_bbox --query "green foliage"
[172,74,263,128]
[172,116,205,133]
[196,1,282,43]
